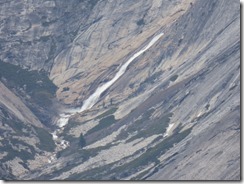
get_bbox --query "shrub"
[34,126,56,152]
[0,60,57,107]
[79,133,86,148]
[87,115,116,135]
[170,75,178,82]
[137,19,145,26]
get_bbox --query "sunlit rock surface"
[0,0,240,180]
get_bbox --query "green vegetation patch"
[136,19,145,26]
[0,106,9,118]
[112,127,192,179]
[126,113,173,142]
[87,115,116,135]
[170,74,178,82]
[95,107,118,119]
[115,108,155,141]
[1,139,35,163]
[33,126,55,152]
[63,119,81,134]
[49,144,116,180]
[144,71,163,84]
[91,0,99,6]
[0,61,57,107]
[62,87,70,92]
[66,127,192,180]
[2,118,31,136]
[79,133,86,148]
[129,71,163,98]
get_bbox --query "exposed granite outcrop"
[0,0,240,180]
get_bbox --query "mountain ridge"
[0,0,240,180]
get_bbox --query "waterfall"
[57,32,164,128]
[79,32,164,112]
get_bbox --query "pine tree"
[79,133,86,148]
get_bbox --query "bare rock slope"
[0,0,240,180]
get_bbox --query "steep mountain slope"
[0,0,240,180]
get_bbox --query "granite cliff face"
[0,0,240,180]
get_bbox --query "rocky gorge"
[0,0,240,180]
